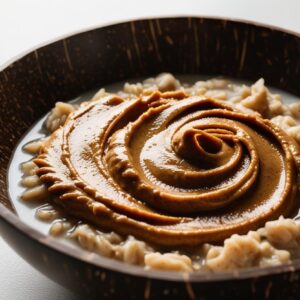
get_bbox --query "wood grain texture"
[1,17,300,299]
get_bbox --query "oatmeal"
[20,73,300,272]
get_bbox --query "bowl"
[1,17,300,299]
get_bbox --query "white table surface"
[1,0,300,299]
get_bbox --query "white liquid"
[7,75,300,236]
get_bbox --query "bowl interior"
[2,16,300,282]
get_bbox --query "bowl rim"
[1,15,300,283]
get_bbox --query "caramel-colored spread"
[35,91,300,246]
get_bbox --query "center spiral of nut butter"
[35,91,300,246]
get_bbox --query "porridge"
[20,73,300,272]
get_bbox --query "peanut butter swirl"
[35,91,300,246]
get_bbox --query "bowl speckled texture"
[1,17,300,299]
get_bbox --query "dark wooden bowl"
[1,17,300,300]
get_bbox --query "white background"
[1,0,300,299]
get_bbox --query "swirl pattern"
[35,91,300,246]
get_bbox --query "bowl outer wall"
[1,16,300,299]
